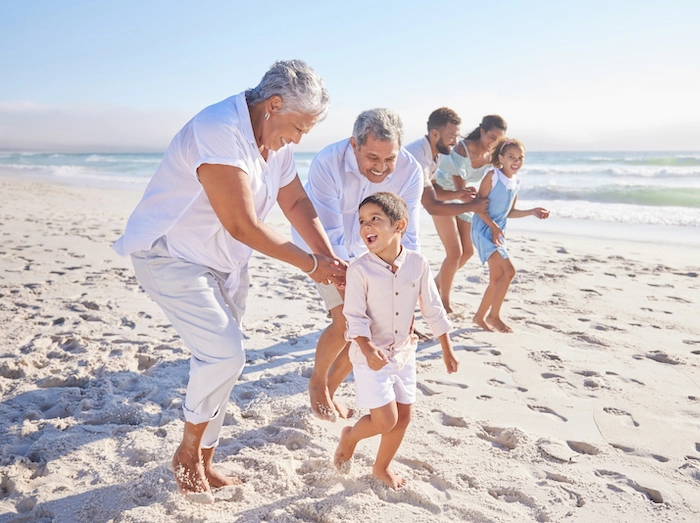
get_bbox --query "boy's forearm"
[438,333,454,354]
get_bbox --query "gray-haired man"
[293,108,423,420]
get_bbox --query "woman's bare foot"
[172,448,213,503]
[487,316,512,333]
[201,447,242,488]
[473,314,495,332]
[333,426,356,472]
[309,377,338,421]
[373,465,407,489]
[333,400,354,420]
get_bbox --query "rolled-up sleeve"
[418,258,451,338]
[343,264,372,341]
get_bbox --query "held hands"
[456,187,477,201]
[307,254,348,288]
[467,198,489,214]
[532,207,550,219]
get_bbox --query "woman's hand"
[443,348,459,374]
[307,254,348,288]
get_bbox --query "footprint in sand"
[479,426,526,450]
[431,409,468,428]
[603,407,640,427]
[487,378,527,392]
[528,404,568,422]
[645,351,681,365]
[568,441,600,455]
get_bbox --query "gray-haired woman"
[113,60,346,502]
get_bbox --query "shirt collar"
[368,245,407,271]
[422,136,438,165]
[235,91,257,146]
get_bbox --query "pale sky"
[1,0,698,152]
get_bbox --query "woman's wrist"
[302,253,318,275]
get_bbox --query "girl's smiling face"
[499,145,525,177]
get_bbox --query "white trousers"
[131,237,248,448]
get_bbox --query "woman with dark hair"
[433,115,507,313]
[113,60,346,502]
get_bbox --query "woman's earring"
[264,113,270,121]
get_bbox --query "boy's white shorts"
[349,344,416,409]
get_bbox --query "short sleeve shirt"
[405,136,439,188]
[113,92,296,290]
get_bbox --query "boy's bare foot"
[333,426,356,472]
[333,400,354,419]
[172,451,213,503]
[309,377,338,421]
[473,314,495,332]
[373,465,407,489]
[487,316,512,333]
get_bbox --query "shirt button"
[395,292,399,296]
[395,330,398,334]
[395,312,399,316]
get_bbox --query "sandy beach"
[1,175,699,523]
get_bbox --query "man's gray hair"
[246,59,330,120]
[352,108,404,148]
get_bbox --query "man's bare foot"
[200,447,242,488]
[473,314,495,332]
[333,426,356,472]
[333,400,354,419]
[172,450,213,503]
[372,465,407,489]
[487,316,512,333]
[309,377,338,421]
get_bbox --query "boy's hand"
[443,349,459,374]
[361,342,390,371]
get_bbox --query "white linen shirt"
[343,248,451,362]
[293,138,423,261]
[405,136,441,188]
[113,91,296,298]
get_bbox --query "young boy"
[334,192,459,489]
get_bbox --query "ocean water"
[2,150,699,228]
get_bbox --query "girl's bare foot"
[473,314,495,332]
[487,316,512,333]
[333,426,356,472]
[372,465,407,489]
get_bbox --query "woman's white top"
[113,91,296,297]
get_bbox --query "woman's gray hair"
[352,108,404,148]
[246,60,330,120]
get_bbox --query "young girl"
[334,192,459,489]
[433,115,507,314]
[471,138,549,333]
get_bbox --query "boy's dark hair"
[427,107,461,131]
[359,192,409,225]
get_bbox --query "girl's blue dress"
[471,168,520,264]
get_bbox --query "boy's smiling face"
[358,202,406,262]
